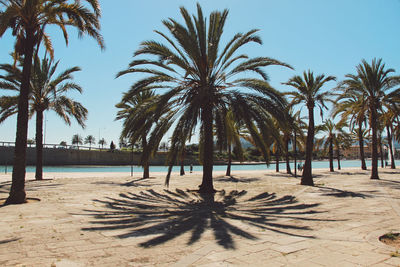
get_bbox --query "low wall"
[0,146,198,166]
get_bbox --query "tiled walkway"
[0,168,399,266]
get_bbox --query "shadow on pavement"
[92,177,159,187]
[82,189,326,249]
[215,176,260,183]
[316,186,377,198]
[0,238,21,245]
[378,179,400,191]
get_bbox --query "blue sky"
[1,0,400,147]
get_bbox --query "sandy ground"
[0,167,400,266]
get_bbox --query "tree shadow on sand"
[377,179,400,191]
[316,186,377,198]
[0,238,21,245]
[0,180,61,194]
[91,177,159,188]
[82,189,328,249]
[215,176,260,183]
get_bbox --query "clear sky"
[1,0,400,147]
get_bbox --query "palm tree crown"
[117,4,292,193]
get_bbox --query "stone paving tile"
[384,256,400,266]
[344,252,392,266]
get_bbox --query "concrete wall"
[0,146,198,166]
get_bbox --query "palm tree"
[333,92,368,170]
[317,120,348,172]
[339,58,400,179]
[99,138,107,150]
[0,0,104,204]
[334,132,352,170]
[284,70,336,186]
[72,134,83,149]
[220,110,246,177]
[0,57,87,180]
[85,135,96,150]
[116,90,172,179]
[382,108,398,169]
[291,110,306,177]
[117,4,291,193]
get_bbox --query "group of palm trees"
[71,134,107,150]
[1,2,399,204]
[115,4,400,192]
[0,0,104,204]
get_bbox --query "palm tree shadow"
[316,186,376,198]
[82,189,327,249]
[377,179,400,191]
[0,238,21,244]
[91,177,158,187]
[215,176,260,183]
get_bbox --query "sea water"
[1,159,399,173]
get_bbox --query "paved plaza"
[0,167,400,266]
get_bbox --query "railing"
[0,141,110,151]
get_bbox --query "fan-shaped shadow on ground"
[82,189,326,249]
[215,176,260,183]
[316,186,376,198]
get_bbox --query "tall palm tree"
[0,0,104,204]
[85,135,96,150]
[284,70,336,186]
[333,92,368,170]
[291,110,306,177]
[382,107,398,169]
[220,110,246,177]
[72,134,83,149]
[334,126,352,170]
[339,58,400,180]
[117,4,291,193]
[0,57,87,180]
[317,120,348,172]
[116,90,172,179]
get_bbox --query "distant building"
[342,144,372,159]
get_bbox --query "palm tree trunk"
[337,147,341,170]
[180,160,185,176]
[275,148,280,172]
[329,137,334,172]
[142,135,149,179]
[379,135,384,168]
[358,122,367,170]
[301,106,314,186]
[370,106,379,179]
[199,105,215,193]
[6,29,35,205]
[285,137,292,174]
[35,110,44,180]
[226,144,232,176]
[387,125,396,169]
[294,132,297,178]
